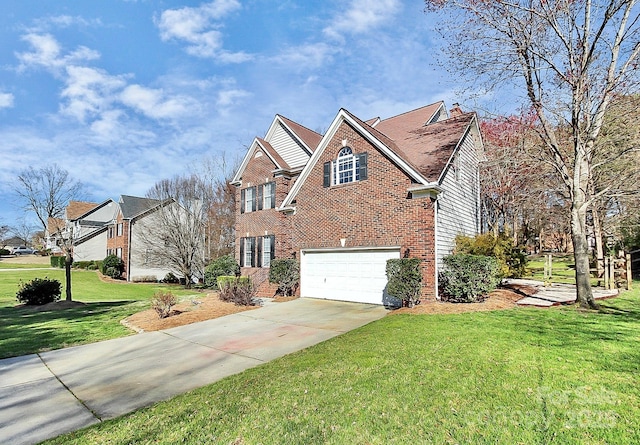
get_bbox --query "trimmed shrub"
[73,261,97,270]
[218,276,256,306]
[16,277,62,305]
[50,256,65,268]
[204,254,240,288]
[439,254,500,303]
[386,258,422,307]
[268,259,300,297]
[455,233,528,278]
[132,275,158,283]
[162,272,180,284]
[0,248,10,256]
[102,255,124,279]
[151,291,178,318]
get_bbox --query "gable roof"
[71,199,115,221]
[280,104,481,208]
[231,114,322,185]
[47,217,65,234]
[119,195,163,219]
[66,201,99,221]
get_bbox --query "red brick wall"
[106,212,131,280]
[235,121,438,300]
[288,122,437,299]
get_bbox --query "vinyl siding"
[268,123,310,168]
[436,133,481,268]
[73,231,107,262]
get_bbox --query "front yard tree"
[140,174,209,288]
[13,164,84,301]
[425,0,640,308]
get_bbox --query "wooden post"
[604,256,609,290]
[609,255,616,290]
[627,253,632,290]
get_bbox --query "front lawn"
[0,269,195,359]
[46,287,640,444]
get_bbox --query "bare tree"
[192,154,239,261]
[13,164,85,301]
[139,175,208,288]
[426,0,640,308]
[10,219,36,246]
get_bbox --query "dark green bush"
[204,254,240,288]
[0,248,10,256]
[102,255,124,279]
[73,260,97,270]
[439,254,500,303]
[455,233,528,278]
[386,258,422,307]
[268,259,300,296]
[218,276,256,306]
[162,272,180,284]
[50,256,65,268]
[16,277,62,305]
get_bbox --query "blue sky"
[0,0,490,233]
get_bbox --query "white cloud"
[275,43,338,70]
[323,0,401,40]
[0,93,14,108]
[216,88,250,107]
[156,0,250,62]
[60,65,128,121]
[29,15,104,32]
[120,84,194,119]
[16,33,100,73]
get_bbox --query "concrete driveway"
[0,298,387,445]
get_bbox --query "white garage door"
[300,248,400,305]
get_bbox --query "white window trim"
[263,182,273,209]
[262,236,271,268]
[243,238,253,267]
[332,147,360,185]
[244,187,254,213]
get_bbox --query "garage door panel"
[300,249,400,305]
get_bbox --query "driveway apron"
[0,298,387,445]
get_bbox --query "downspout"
[127,219,132,282]
[434,196,439,301]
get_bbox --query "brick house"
[232,102,484,304]
[107,195,176,282]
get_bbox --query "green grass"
[0,269,196,359]
[45,287,640,445]
[527,253,601,286]
[0,261,52,269]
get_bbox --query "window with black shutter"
[326,149,368,186]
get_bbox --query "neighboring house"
[71,199,117,262]
[232,102,484,304]
[107,195,178,282]
[45,217,66,251]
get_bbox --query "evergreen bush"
[386,258,423,307]
[16,277,62,305]
[439,254,500,303]
[455,233,528,278]
[204,254,240,288]
[102,255,124,279]
[268,259,300,296]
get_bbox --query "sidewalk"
[0,298,388,445]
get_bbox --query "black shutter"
[240,237,245,266]
[323,161,331,187]
[251,187,257,212]
[269,235,276,261]
[256,236,262,268]
[358,153,368,180]
[250,237,256,267]
[240,189,246,214]
[270,182,276,208]
[257,185,263,211]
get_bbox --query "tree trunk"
[571,203,597,309]
[65,252,73,302]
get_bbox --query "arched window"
[334,147,359,185]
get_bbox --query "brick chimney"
[449,103,463,117]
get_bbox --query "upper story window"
[108,227,114,238]
[323,148,368,187]
[241,182,275,213]
[117,223,123,236]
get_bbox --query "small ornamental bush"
[218,276,256,306]
[439,254,500,303]
[102,255,124,279]
[386,258,423,307]
[204,254,240,288]
[455,233,528,278]
[16,277,62,305]
[50,256,65,268]
[268,259,300,297]
[0,248,10,256]
[73,261,97,270]
[151,291,178,319]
